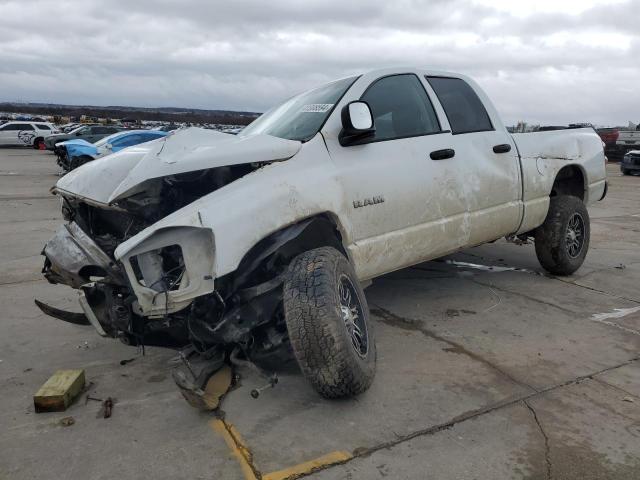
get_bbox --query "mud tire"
[535,195,590,276]
[283,247,376,398]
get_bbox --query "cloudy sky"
[0,0,638,126]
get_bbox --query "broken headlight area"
[130,245,186,293]
[119,227,216,316]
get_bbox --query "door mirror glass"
[340,101,375,146]
[348,102,373,130]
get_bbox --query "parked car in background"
[614,130,640,160]
[0,121,59,148]
[153,124,180,132]
[59,123,81,133]
[621,150,640,175]
[44,125,122,152]
[56,129,168,172]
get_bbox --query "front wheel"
[535,195,590,276]
[283,247,376,398]
[621,168,630,176]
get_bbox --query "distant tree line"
[0,103,260,126]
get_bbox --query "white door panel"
[451,130,522,245]
[325,133,470,279]
[424,76,522,244]
[323,73,473,279]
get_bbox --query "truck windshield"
[240,76,358,142]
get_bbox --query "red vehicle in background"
[597,127,619,160]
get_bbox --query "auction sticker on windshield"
[300,104,334,113]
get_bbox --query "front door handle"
[430,148,455,160]
[493,143,512,154]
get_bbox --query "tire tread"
[283,247,375,398]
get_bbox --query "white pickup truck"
[38,68,607,402]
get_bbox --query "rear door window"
[426,77,493,134]
[35,124,51,130]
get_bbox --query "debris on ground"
[34,369,86,413]
[250,374,279,399]
[175,364,233,411]
[615,264,626,270]
[85,395,102,405]
[59,416,75,427]
[119,358,136,366]
[77,341,90,350]
[102,397,113,418]
[622,396,635,403]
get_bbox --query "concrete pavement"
[0,148,638,479]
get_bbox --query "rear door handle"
[493,143,512,154]
[430,148,455,160]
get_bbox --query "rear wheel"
[33,137,44,149]
[283,247,376,398]
[535,195,590,276]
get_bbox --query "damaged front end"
[37,128,302,407]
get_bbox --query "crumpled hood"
[54,127,301,205]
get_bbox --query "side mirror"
[339,101,375,146]
[75,131,82,136]
[105,143,113,150]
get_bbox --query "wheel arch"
[550,164,586,201]
[223,212,351,292]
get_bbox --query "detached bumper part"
[34,299,90,326]
[78,290,108,337]
[171,347,229,410]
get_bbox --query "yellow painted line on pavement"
[262,451,353,480]
[212,417,352,480]
[210,419,258,480]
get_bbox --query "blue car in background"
[56,129,169,172]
